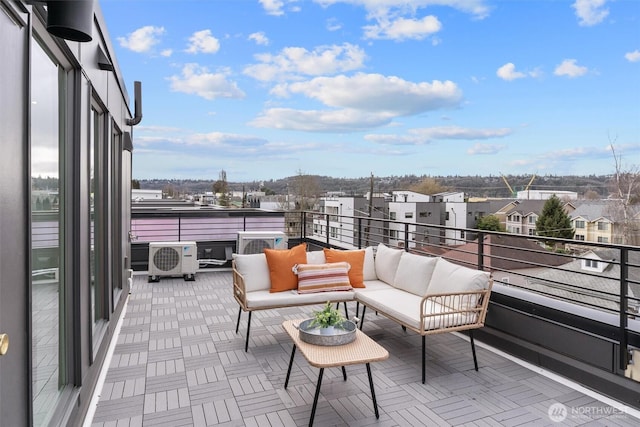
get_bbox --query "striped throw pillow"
[293,262,352,294]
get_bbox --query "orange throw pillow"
[264,243,308,292]
[323,248,366,288]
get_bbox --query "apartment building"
[572,201,621,244]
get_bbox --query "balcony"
[89,208,640,425]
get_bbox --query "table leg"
[309,368,324,427]
[366,363,380,419]
[284,344,297,389]
[341,366,347,381]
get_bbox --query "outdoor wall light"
[46,0,95,43]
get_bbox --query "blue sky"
[100,0,640,182]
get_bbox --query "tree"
[606,141,640,245]
[213,169,230,207]
[535,195,574,242]
[475,215,504,232]
[132,179,141,189]
[408,177,446,195]
[291,169,321,210]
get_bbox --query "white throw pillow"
[232,253,271,293]
[374,243,404,285]
[393,252,439,296]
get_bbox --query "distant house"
[498,199,576,236]
[571,201,620,244]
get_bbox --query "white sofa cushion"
[306,250,326,264]
[356,279,394,293]
[428,258,490,309]
[374,244,403,285]
[363,246,377,281]
[232,253,270,293]
[393,253,438,296]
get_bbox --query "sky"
[100,0,640,182]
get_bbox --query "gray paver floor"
[91,271,639,426]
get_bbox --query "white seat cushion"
[357,288,480,332]
[245,289,355,309]
[428,258,490,309]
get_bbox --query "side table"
[282,319,389,427]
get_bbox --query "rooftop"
[89,271,640,426]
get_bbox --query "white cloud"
[249,108,395,132]
[314,0,490,20]
[160,49,173,57]
[243,43,366,81]
[365,126,511,145]
[363,15,442,40]
[554,59,588,78]
[274,73,463,115]
[326,18,342,31]
[168,64,245,100]
[625,50,640,63]
[186,30,220,54]
[496,63,526,81]
[117,26,165,53]
[260,0,300,16]
[467,143,507,155]
[248,32,269,46]
[572,0,609,26]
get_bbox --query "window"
[389,212,396,220]
[330,226,338,238]
[31,38,66,426]
[528,229,535,236]
[90,100,109,352]
[597,236,609,243]
[404,212,413,219]
[529,215,536,223]
[575,234,585,241]
[575,220,585,229]
[389,229,398,239]
[419,211,432,218]
[597,222,608,231]
[585,259,599,268]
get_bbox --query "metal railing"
[129,208,640,376]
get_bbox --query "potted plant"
[310,301,345,335]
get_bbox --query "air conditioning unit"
[237,231,288,254]
[148,241,198,282]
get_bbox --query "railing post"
[301,211,306,240]
[357,217,362,249]
[619,247,629,371]
[404,223,409,251]
[477,231,485,271]
[325,214,330,246]
[178,213,182,241]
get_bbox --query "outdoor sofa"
[232,242,493,383]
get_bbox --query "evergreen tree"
[535,195,574,241]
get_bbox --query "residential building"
[501,199,576,236]
[571,201,621,244]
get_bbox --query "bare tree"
[408,177,446,195]
[607,138,640,245]
[291,169,321,211]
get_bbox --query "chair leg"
[469,330,479,371]
[343,301,349,319]
[235,306,242,334]
[359,306,367,330]
[244,311,252,352]
[422,335,426,384]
